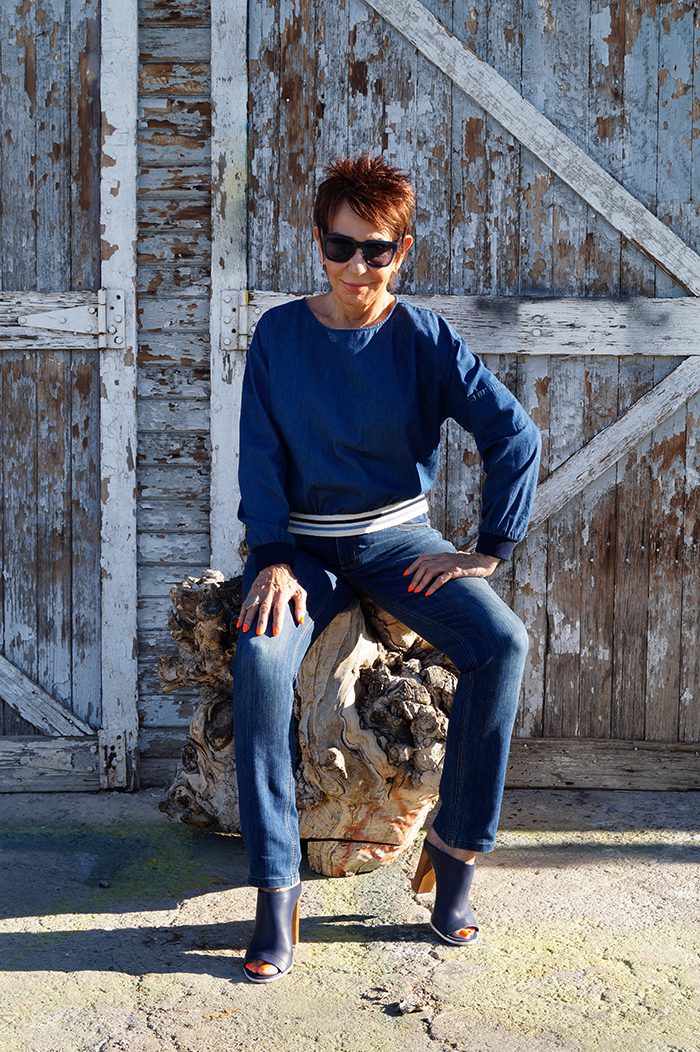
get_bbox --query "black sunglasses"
[320,229,401,268]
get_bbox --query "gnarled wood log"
[158,570,457,876]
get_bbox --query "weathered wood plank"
[138,500,211,534]
[69,0,101,291]
[578,359,617,739]
[0,737,101,791]
[138,399,210,431]
[513,355,549,739]
[210,0,248,577]
[138,164,211,197]
[645,358,686,741]
[139,0,210,26]
[135,726,700,792]
[137,263,210,294]
[138,331,209,366]
[1,354,39,735]
[138,295,209,331]
[0,292,101,351]
[0,0,36,290]
[248,0,281,290]
[139,61,210,97]
[247,290,700,356]
[504,738,700,791]
[100,0,140,789]
[137,531,210,564]
[36,348,74,728]
[140,26,211,60]
[680,389,700,741]
[138,199,212,234]
[138,366,210,399]
[137,465,209,500]
[137,431,210,468]
[0,654,93,736]
[362,0,700,295]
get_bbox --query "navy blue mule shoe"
[243,881,302,983]
[411,839,479,946]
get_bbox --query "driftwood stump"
[158,569,458,876]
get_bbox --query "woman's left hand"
[403,550,501,595]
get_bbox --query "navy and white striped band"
[287,493,430,537]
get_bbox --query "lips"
[341,281,367,291]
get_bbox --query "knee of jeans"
[232,629,294,682]
[495,614,529,663]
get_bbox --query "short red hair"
[313,153,416,241]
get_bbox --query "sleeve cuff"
[474,532,518,561]
[252,542,296,574]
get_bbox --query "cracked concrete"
[0,788,698,1052]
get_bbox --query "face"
[313,200,413,312]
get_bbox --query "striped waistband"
[287,494,430,537]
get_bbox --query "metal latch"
[17,289,126,349]
[220,290,253,351]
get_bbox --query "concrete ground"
[0,788,698,1052]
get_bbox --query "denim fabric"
[236,297,542,573]
[231,512,529,889]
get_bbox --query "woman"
[232,154,541,983]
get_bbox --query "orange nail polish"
[256,627,263,635]
[242,625,249,632]
[407,584,413,591]
[403,569,408,576]
[236,619,241,628]
[273,627,279,636]
[299,616,305,624]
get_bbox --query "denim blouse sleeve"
[443,330,542,561]
[236,318,297,574]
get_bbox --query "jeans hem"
[431,814,496,852]
[248,874,301,889]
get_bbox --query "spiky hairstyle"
[313,153,416,241]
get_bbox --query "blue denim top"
[237,296,542,573]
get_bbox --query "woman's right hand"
[236,563,307,637]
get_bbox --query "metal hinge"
[220,289,259,351]
[17,289,126,349]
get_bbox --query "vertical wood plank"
[645,0,695,741]
[611,3,660,738]
[277,0,317,292]
[579,0,625,739]
[248,0,281,291]
[100,0,140,787]
[679,3,700,743]
[210,0,248,577]
[1,356,40,736]
[70,0,102,727]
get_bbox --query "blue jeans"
[231,512,529,888]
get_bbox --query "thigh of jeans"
[346,523,524,671]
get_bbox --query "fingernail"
[242,625,249,633]
[256,627,263,635]
[407,584,413,592]
[299,616,305,624]
[273,627,279,636]
[425,589,432,596]
[403,569,408,576]
[236,620,240,628]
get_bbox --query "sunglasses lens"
[363,243,396,267]
[324,235,356,263]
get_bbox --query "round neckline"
[302,295,400,333]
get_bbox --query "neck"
[326,293,395,329]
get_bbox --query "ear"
[394,233,413,271]
[312,225,325,264]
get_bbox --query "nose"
[347,248,368,272]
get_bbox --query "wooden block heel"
[411,844,436,894]
[291,898,300,945]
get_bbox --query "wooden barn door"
[209,0,700,789]
[0,1,139,790]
